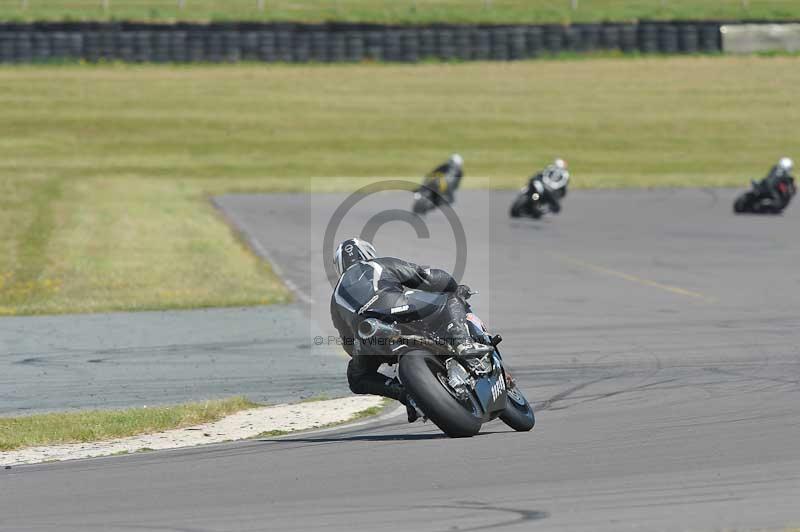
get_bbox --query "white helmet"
[333,237,377,277]
[778,157,794,173]
[542,158,570,190]
[449,153,464,169]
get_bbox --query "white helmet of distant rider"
[333,238,377,277]
[542,158,570,190]
[449,153,464,170]
[778,157,794,174]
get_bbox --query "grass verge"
[1,0,799,24]
[1,57,798,314]
[0,396,259,452]
[0,177,292,315]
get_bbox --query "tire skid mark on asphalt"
[536,374,621,411]
[704,365,800,386]
[498,314,800,335]
[529,350,798,413]
[547,377,683,411]
[417,502,549,532]
[2,337,308,360]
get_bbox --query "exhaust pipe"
[358,318,400,340]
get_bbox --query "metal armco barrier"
[721,23,800,53]
[0,21,728,63]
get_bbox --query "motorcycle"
[412,175,453,215]
[510,178,563,219]
[734,179,796,214]
[412,185,438,215]
[357,293,535,438]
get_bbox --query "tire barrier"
[600,25,620,51]
[658,24,680,54]
[579,24,600,52]
[544,25,563,54]
[700,23,722,53]
[454,29,471,61]
[472,29,491,60]
[678,24,699,53]
[525,27,544,57]
[0,21,746,63]
[639,24,660,54]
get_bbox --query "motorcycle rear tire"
[399,351,482,438]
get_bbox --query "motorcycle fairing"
[471,353,508,417]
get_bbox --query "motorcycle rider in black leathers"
[419,153,464,205]
[753,157,796,212]
[329,237,491,421]
[528,158,570,214]
[511,158,570,218]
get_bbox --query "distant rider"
[522,158,570,214]
[753,157,796,212]
[420,153,464,204]
[329,237,491,421]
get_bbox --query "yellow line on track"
[549,252,717,304]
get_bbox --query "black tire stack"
[0,21,726,63]
[639,23,660,54]
[658,24,680,54]
[577,24,599,52]
[473,29,491,60]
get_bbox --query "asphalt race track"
[2,189,800,531]
[0,305,349,415]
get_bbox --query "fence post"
[178,0,185,10]
[571,0,578,11]
[102,0,110,13]
[257,0,265,12]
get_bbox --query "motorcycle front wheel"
[734,193,754,213]
[413,196,434,215]
[399,351,482,438]
[499,384,535,432]
[509,193,529,218]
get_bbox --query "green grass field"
[1,0,799,24]
[1,56,798,315]
[0,396,258,451]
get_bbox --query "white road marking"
[212,198,315,305]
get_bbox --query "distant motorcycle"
[510,160,570,219]
[412,183,441,215]
[734,178,796,214]
[357,292,534,438]
[509,178,564,219]
[412,163,461,215]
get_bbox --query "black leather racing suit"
[330,257,470,403]
[527,172,563,213]
[756,166,796,212]
[421,162,463,204]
